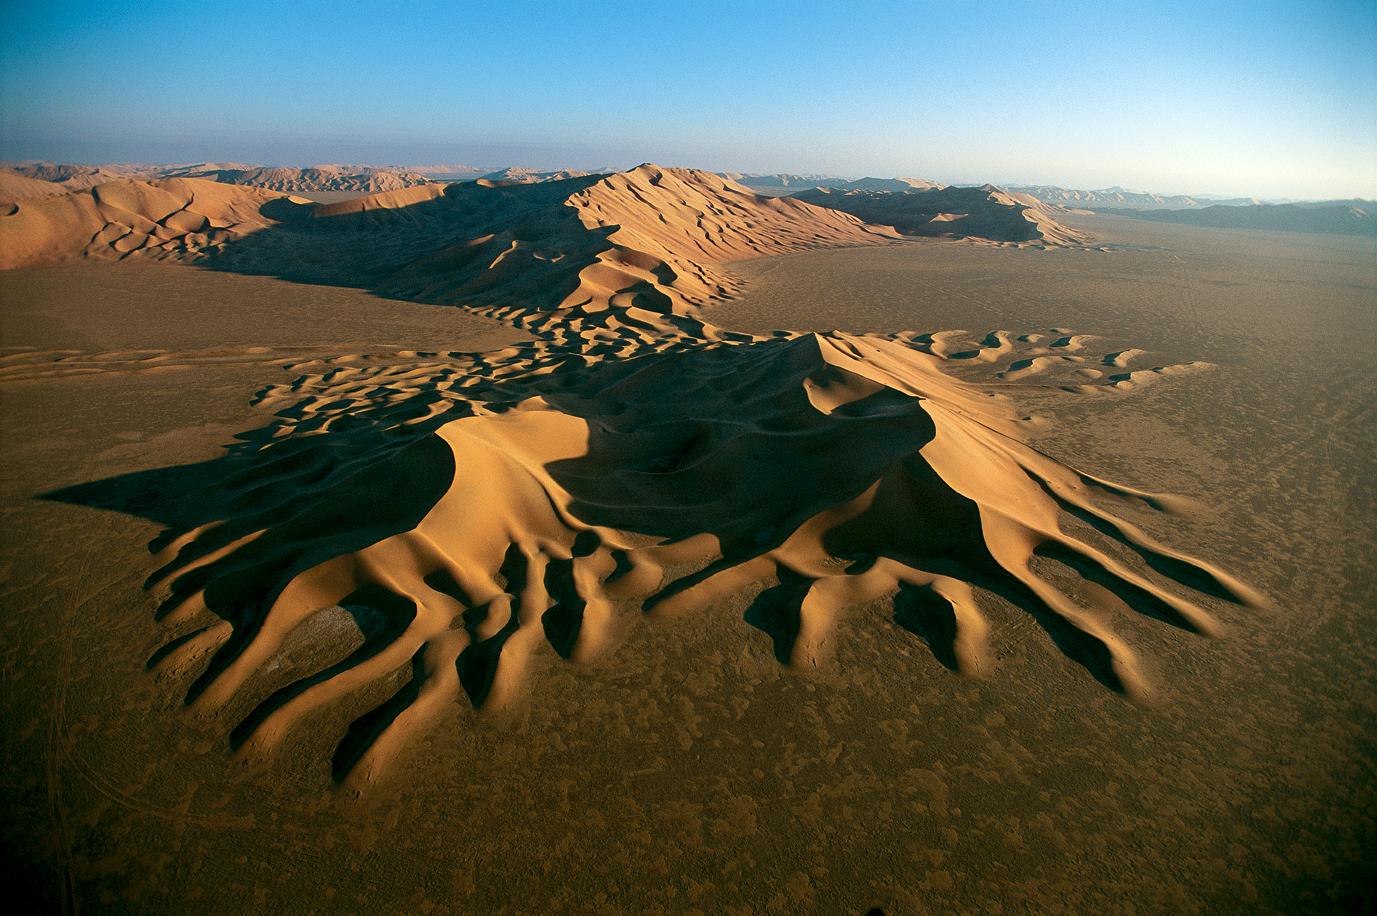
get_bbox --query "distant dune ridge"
[0,165,895,305]
[400,163,486,179]
[157,164,434,193]
[0,177,293,268]
[822,176,947,192]
[9,163,1265,784]
[0,165,1082,275]
[1007,185,1262,211]
[720,172,842,189]
[4,161,135,192]
[727,173,945,194]
[0,168,71,207]
[795,184,1088,246]
[478,167,595,184]
[1102,202,1377,236]
[2,161,434,195]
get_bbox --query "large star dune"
[5,164,1265,787]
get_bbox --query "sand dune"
[824,176,945,192]
[795,184,1087,245]
[724,174,945,194]
[0,165,895,324]
[91,320,1261,787]
[4,161,134,190]
[0,168,70,206]
[479,167,595,183]
[0,177,296,269]
[5,162,1265,787]
[156,164,434,193]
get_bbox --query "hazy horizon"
[3,0,1374,200]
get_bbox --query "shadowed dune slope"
[796,184,1087,246]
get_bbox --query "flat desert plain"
[1,206,1374,913]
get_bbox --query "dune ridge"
[1007,185,1261,211]
[13,163,1263,787]
[795,184,1088,246]
[154,164,434,193]
[479,167,595,184]
[4,161,135,190]
[0,177,296,269]
[0,168,71,207]
[0,165,896,337]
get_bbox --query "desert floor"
[2,215,1374,913]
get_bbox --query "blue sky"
[2,0,1373,198]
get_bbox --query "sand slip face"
[18,165,1265,788]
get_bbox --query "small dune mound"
[795,184,1088,246]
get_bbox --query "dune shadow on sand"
[42,325,1267,786]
